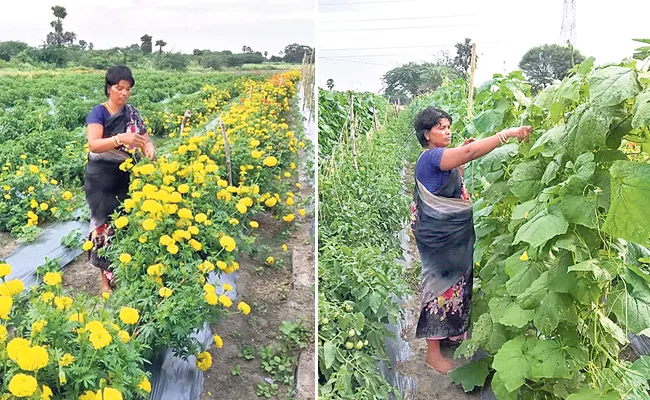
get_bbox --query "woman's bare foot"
[426,356,456,374]
[99,271,112,294]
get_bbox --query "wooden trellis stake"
[349,91,358,171]
[218,119,233,186]
[467,43,477,118]
[179,109,192,135]
[467,42,477,195]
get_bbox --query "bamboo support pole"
[349,91,358,171]
[218,119,233,186]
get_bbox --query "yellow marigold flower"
[119,253,132,264]
[204,292,218,305]
[263,156,278,167]
[203,283,215,293]
[189,239,203,251]
[286,197,294,206]
[114,216,129,229]
[251,150,263,159]
[159,287,173,298]
[8,373,38,397]
[102,292,110,301]
[17,345,49,371]
[282,244,288,252]
[43,272,61,286]
[213,334,224,348]
[282,214,295,222]
[40,203,49,211]
[264,197,277,207]
[85,320,104,333]
[147,264,162,277]
[195,213,208,223]
[196,351,212,371]
[266,256,275,265]
[249,221,259,228]
[80,391,96,400]
[0,324,7,342]
[296,183,302,188]
[138,376,152,393]
[142,219,157,231]
[229,218,239,225]
[235,203,247,214]
[223,283,232,292]
[31,320,48,334]
[284,172,291,178]
[43,384,53,399]
[29,165,40,174]
[167,243,179,254]
[82,241,93,251]
[7,338,30,361]
[96,387,123,400]
[189,225,200,235]
[298,208,306,216]
[238,301,251,315]
[178,208,193,220]
[219,295,232,308]
[290,162,296,169]
[68,312,86,324]
[0,295,12,319]
[139,235,148,244]
[216,261,227,271]
[119,307,139,325]
[520,251,529,261]
[169,192,183,203]
[54,296,73,311]
[40,291,55,304]
[159,235,173,246]
[62,191,73,201]
[0,263,12,278]
[60,353,74,367]
[178,184,190,194]
[0,279,24,297]
[118,330,130,344]
[219,236,236,252]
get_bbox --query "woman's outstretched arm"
[439,126,532,171]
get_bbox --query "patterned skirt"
[84,158,130,283]
[415,269,473,340]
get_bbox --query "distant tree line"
[380,38,588,103]
[0,5,314,71]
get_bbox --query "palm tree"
[155,40,167,54]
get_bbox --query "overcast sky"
[317,0,650,93]
[0,0,315,57]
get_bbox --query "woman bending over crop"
[410,107,531,374]
[84,65,155,293]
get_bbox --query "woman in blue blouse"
[411,107,531,373]
[84,65,155,293]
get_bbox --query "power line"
[318,56,391,66]
[320,0,420,5]
[321,44,457,51]
[320,41,505,52]
[323,53,443,58]
[319,14,475,23]
[320,22,478,32]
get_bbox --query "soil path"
[395,163,480,400]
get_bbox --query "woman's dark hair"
[413,107,452,147]
[104,65,135,96]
